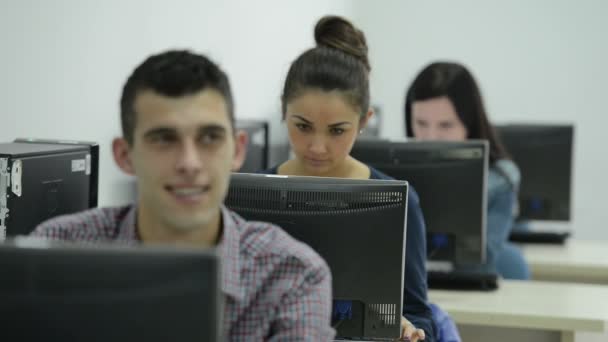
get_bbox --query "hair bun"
[314,15,370,71]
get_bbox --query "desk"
[429,280,608,342]
[520,240,608,284]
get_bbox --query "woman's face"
[285,90,367,176]
[411,96,468,141]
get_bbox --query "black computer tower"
[0,139,98,239]
[236,120,269,173]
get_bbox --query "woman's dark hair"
[404,61,509,164]
[281,15,370,118]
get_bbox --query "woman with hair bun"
[262,15,453,342]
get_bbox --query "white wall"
[0,0,353,206]
[2,0,607,240]
[353,0,608,240]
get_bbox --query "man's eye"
[151,133,176,144]
[199,132,224,145]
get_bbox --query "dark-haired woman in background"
[261,15,457,342]
[404,61,530,280]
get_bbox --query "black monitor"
[236,120,269,172]
[351,139,489,267]
[1,139,99,239]
[225,173,407,339]
[0,237,222,341]
[494,124,574,221]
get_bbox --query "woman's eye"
[440,122,454,129]
[330,127,345,135]
[296,123,312,132]
[415,120,428,128]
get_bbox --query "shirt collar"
[117,204,244,301]
[116,205,140,244]
[217,205,244,301]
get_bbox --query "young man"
[31,50,335,341]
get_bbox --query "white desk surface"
[429,280,608,333]
[520,240,608,284]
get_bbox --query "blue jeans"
[430,303,461,342]
[496,242,530,280]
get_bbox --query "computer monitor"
[1,139,99,239]
[236,120,269,172]
[0,237,222,342]
[225,173,407,339]
[494,124,574,221]
[351,139,489,267]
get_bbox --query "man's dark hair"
[120,50,234,144]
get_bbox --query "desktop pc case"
[0,139,98,240]
[236,119,270,173]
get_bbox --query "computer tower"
[0,139,98,240]
[236,120,269,173]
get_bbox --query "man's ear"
[112,137,135,175]
[359,108,375,131]
[231,129,248,172]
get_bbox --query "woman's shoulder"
[368,165,393,180]
[489,159,520,192]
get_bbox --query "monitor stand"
[426,260,499,291]
[426,260,454,273]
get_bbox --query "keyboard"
[428,270,499,291]
[509,231,571,244]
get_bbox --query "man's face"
[116,88,245,233]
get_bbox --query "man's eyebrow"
[143,127,176,138]
[143,124,228,139]
[197,124,227,134]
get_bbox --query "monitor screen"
[236,120,269,173]
[0,238,221,341]
[351,139,488,266]
[495,124,574,221]
[225,173,407,339]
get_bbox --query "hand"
[399,316,425,341]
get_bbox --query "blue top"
[262,165,436,341]
[430,303,461,342]
[370,167,458,342]
[486,159,530,279]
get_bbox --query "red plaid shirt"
[31,205,335,341]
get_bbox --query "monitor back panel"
[496,124,573,221]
